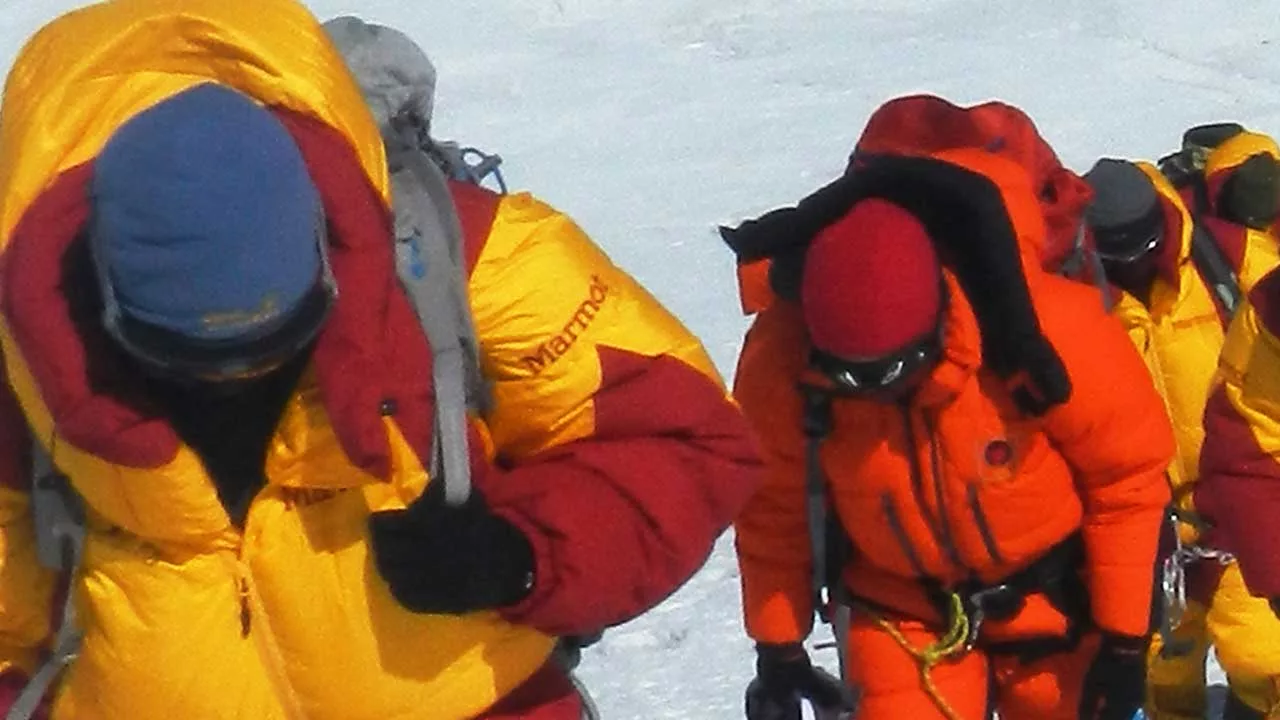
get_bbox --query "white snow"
[4,0,1275,717]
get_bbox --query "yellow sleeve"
[1110,292,1183,492]
[1238,228,1280,292]
[466,191,723,457]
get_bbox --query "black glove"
[1079,633,1148,720]
[745,643,858,720]
[368,480,535,614]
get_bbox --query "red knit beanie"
[801,198,943,359]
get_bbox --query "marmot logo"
[281,487,347,509]
[521,275,610,375]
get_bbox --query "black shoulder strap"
[798,385,854,681]
[1174,169,1242,320]
[1187,218,1242,321]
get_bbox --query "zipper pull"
[238,576,252,637]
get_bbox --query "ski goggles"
[809,329,943,396]
[1095,230,1161,264]
[95,227,338,384]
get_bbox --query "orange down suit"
[733,151,1175,719]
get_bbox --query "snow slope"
[5,1,1278,717]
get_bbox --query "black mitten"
[1079,633,1148,720]
[745,643,857,720]
[368,480,534,614]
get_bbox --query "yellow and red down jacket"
[733,150,1175,645]
[1110,161,1279,544]
[1199,267,1280,597]
[0,1,762,718]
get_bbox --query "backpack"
[722,94,1077,417]
[728,94,1102,315]
[1156,122,1245,207]
[1157,123,1249,320]
[13,17,613,720]
[852,94,1093,270]
[325,15,499,507]
[854,95,1112,309]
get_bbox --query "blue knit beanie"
[91,83,324,348]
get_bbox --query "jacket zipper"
[966,483,1006,566]
[230,524,309,720]
[923,415,965,570]
[899,404,963,571]
[881,493,929,578]
[238,575,252,636]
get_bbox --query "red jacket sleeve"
[462,192,762,636]
[486,349,761,635]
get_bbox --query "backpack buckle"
[963,583,1025,650]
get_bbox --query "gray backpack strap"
[568,672,602,720]
[1188,220,1242,320]
[8,444,84,720]
[325,16,489,506]
[1058,222,1114,311]
[550,635,603,719]
[5,587,80,720]
[30,444,82,572]
[390,152,487,506]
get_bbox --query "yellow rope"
[854,593,972,720]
